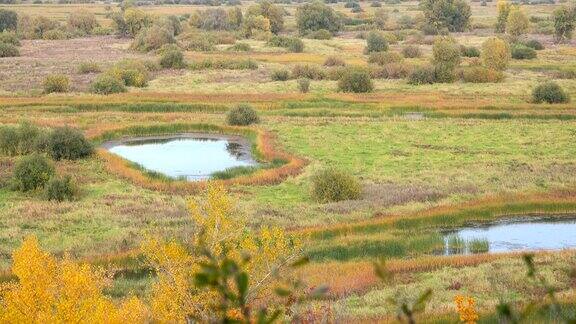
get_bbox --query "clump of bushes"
[45,175,77,202]
[402,45,422,58]
[42,29,69,40]
[298,78,310,93]
[338,67,373,93]
[0,41,19,57]
[228,42,251,52]
[12,154,54,192]
[105,59,150,87]
[271,69,290,81]
[481,37,511,71]
[90,74,127,95]
[131,25,175,52]
[431,37,461,83]
[460,45,480,57]
[77,61,101,74]
[511,44,536,59]
[365,30,388,54]
[226,104,260,126]
[189,58,258,70]
[158,44,187,69]
[323,56,346,67]
[0,31,20,46]
[368,51,403,65]
[0,122,45,156]
[523,39,544,50]
[408,65,436,85]
[291,64,326,80]
[461,66,504,83]
[532,81,570,104]
[311,168,361,203]
[308,29,332,40]
[267,35,305,53]
[43,75,70,94]
[47,127,93,160]
[370,63,412,79]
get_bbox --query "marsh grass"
[468,238,490,254]
[447,235,466,254]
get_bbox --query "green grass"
[468,238,490,254]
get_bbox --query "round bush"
[90,74,127,95]
[511,45,537,59]
[338,68,373,93]
[532,81,570,104]
[365,30,388,54]
[12,154,55,192]
[287,38,304,53]
[461,66,504,83]
[226,104,260,126]
[402,45,422,58]
[311,168,361,203]
[47,127,93,160]
[159,47,186,69]
[368,51,403,65]
[432,37,461,69]
[228,42,251,52]
[323,56,346,67]
[298,78,310,93]
[271,69,290,81]
[308,29,332,40]
[460,45,480,58]
[523,39,544,50]
[45,175,77,202]
[481,37,511,71]
[43,75,70,94]
[434,63,457,83]
[408,65,436,85]
[77,61,101,74]
[0,42,18,57]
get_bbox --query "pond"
[103,134,259,181]
[443,216,576,255]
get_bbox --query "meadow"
[0,0,576,321]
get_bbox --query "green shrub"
[323,56,346,67]
[531,81,570,104]
[298,78,310,93]
[42,29,69,40]
[365,30,388,53]
[12,154,54,192]
[226,104,260,126]
[296,2,343,35]
[228,42,251,52]
[368,51,403,65]
[0,126,18,156]
[0,122,46,156]
[131,25,175,52]
[90,74,127,95]
[511,44,537,59]
[311,168,361,203]
[308,29,332,39]
[267,35,304,53]
[461,66,504,83]
[338,67,373,93]
[460,45,480,57]
[481,37,511,71]
[434,63,457,83]
[45,175,77,202]
[47,127,93,160]
[402,45,422,58]
[291,64,327,80]
[523,39,544,50]
[0,41,18,57]
[0,9,17,32]
[67,10,99,34]
[189,58,258,70]
[271,69,290,81]
[43,75,70,94]
[77,61,101,74]
[92,26,112,36]
[184,36,215,52]
[370,63,412,79]
[158,45,186,69]
[408,65,436,85]
[0,31,20,45]
[432,37,461,69]
[105,60,149,87]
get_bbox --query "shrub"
[45,175,77,202]
[461,66,504,83]
[0,122,45,156]
[523,39,544,50]
[228,42,251,52]
[338,67,373,93]
[460,45,480,57]
[0,42,19,57]
[432,37,461,69]
[106,59,149,87]
[291,64,326,80]
[408,65,436,85]
[42,29,68,40]
[370,63,412,79]
[511,45,536,59]
[368,51,403,65]
[131,25,175,52]
[308,29,332,40]
[365,30,388,53]
[311,168,361,203]
[0,126,18,156]
[0,9,17,32]
[12,154,54,192]
[271,69,290,81]
[184,36,215,52]
[322,57,346,71]
[90,74,127,95]
[92,26,112,36]
[434,63,457,83]
[226,104,260,126]
[296,2,343,35]
[43,75,70,94]
[481,37,510,71]
[298,78,310,93]
[506,6,529,38]
[402,45,422,58]
[0,31,20,45]
[67,10,99,34]
[189,59,258,70]
[267,35,304,53]
[47,127,93,160]
[420,0,470,32]
[158,45,186,69]
[532,81,570,104]
[552,6,575,43]
[77,61,101,74]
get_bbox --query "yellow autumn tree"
[143,182,301,323]
[0,236,150,324]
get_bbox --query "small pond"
[443,216,576,255]
[103,134,258,181]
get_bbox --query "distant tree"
[241,14,270,37]
[296,1,343,35]
[481,37,511,71]
[419,0,471,33]
[495,0,510,33]
[246,0,284,34]
[0,9,17,32]
[552,5,576,43]
[365,30,388,53]
[227,7,243,30]
[506,5,529,39]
